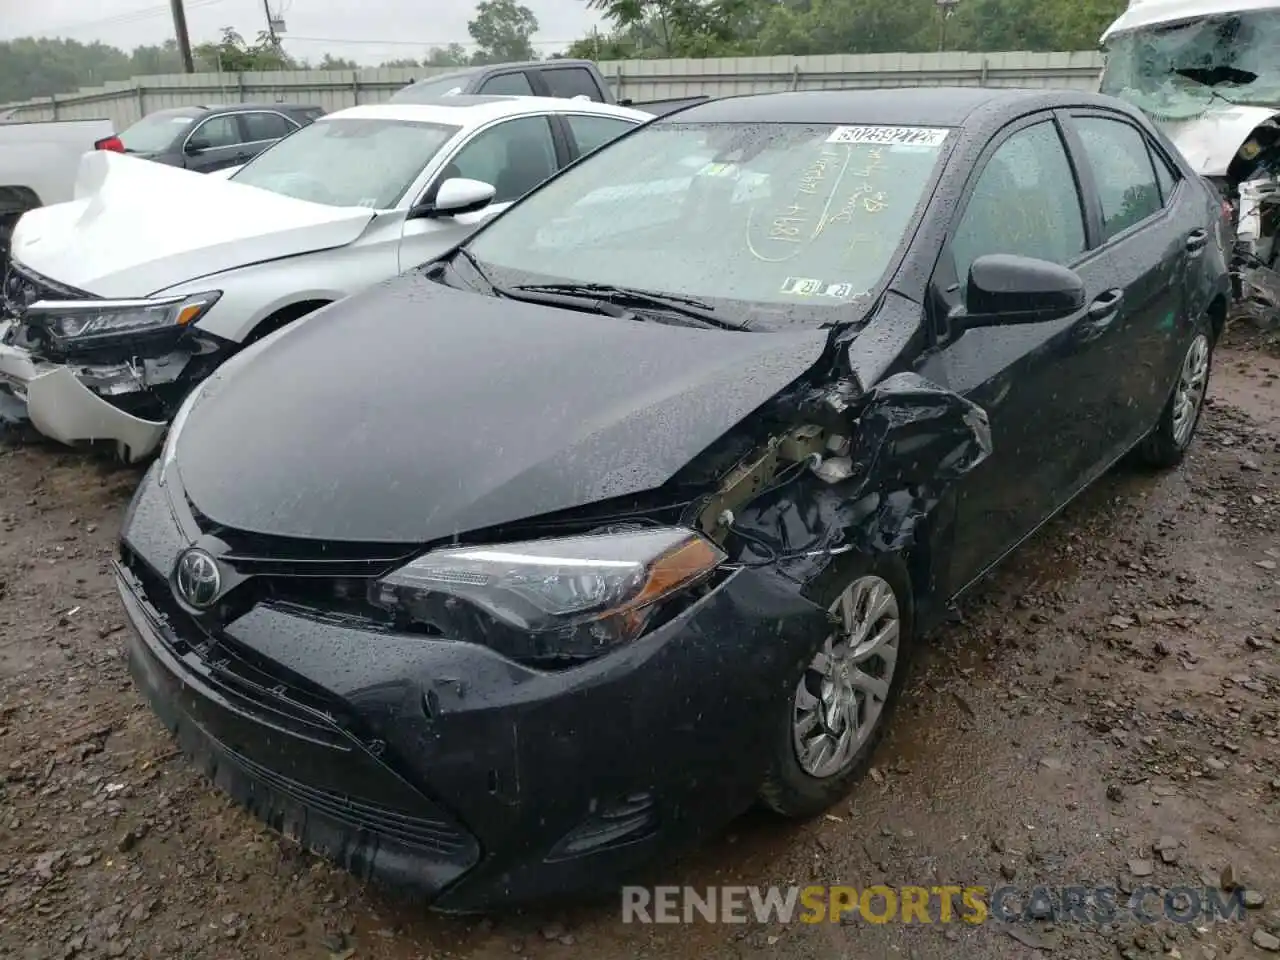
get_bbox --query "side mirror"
[184,138,210,155]
[959,254,1086,330]
[408,177,496,220]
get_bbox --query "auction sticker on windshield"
[826,126,949,147]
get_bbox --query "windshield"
[230,117,460,208]
[1101,10,1280,119]
[118,109,199,153]
[464,121,949,322]
[390,75,472,102]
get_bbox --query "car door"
[398,115,561,272]
[1061,110,1194,460]
[182,114,248,172]
[561,113,641,161]
[239,110,300,163]
[918,113,1114,596]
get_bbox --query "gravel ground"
[1,329,1278,960]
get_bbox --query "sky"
[1,0,604,64]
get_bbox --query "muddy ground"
[1,328,1279,960]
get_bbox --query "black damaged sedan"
[115,88,1229,911]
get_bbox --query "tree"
[468,0,540,64]
[426,43,471,66]
[192,27,297,72]
[317,53,360,70]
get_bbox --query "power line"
[23,0,229,39]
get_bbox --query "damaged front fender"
[702,371,991,595]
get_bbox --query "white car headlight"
[29,291,220,347]
[371,527,726,662]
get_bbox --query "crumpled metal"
[727,371,992,575]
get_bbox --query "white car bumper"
[0,334,167,462]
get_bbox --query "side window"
[190,114,242,149]
[1152,145,1179,205]
[242,112,297,142]
[442,116,557,204]
[543,67,605,101]
[1073,116,1163,240]
[565,115,637,157]
[951,120,1086,285]
[478,72,535,96]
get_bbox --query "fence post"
[136,84,146,118]
[791,64,802,90]
[237,72,246,102]
[352,70,361,106]
[614,65,624,102]
[50,95,59,120]
[979,56,990,86]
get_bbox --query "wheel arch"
[243,298,333,345]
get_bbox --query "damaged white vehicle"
[1101,0,1280,316]
[0,96,651,460]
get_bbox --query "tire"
[758,552,916,819]
[1137,321,1215,469]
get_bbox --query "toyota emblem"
[174,547,222,609]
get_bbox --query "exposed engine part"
[694,423,839,544]
[74,352,192,398]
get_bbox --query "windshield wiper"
[510,282,743,330]
[452,249,636,321]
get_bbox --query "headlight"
[371,527,726,662]
[29,291,221,345]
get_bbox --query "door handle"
[1088,288,1124,321]
[1075,288,1123,343]
[1186,228,1208,254]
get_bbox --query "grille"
[123,547,352,744]
[229,748,474,855]
[184,492,416,580]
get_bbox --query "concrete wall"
[0,51,1105,131]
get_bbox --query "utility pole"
[169,0,195,73]
[935,0,960,52]
[263,0,280,48]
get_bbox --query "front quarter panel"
[156,211,408,343]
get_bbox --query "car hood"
[8,150,377,298]
[174,275,831,544]
[1159,105,1280,178]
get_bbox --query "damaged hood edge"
[10,150,377,298]
[172,276,836,544]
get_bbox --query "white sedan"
[0,95,653,460]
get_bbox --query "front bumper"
[116,464,830,911]
[0,333,167,460]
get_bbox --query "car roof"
[199,102,321,113]
[329,97,651,126]
[665,87,1143,128]
[406,58,596,83]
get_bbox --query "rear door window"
[478,72,535,96]
[542,67,605,101]
[242,111,297,142]
[1072,116,1164,241]
[564,114,638,157]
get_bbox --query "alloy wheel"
[792,574,901,779]
[1172,332,1211,449]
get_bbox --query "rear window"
[390,74,474,102]
[118,110,199,153]
[542,67,604,101]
